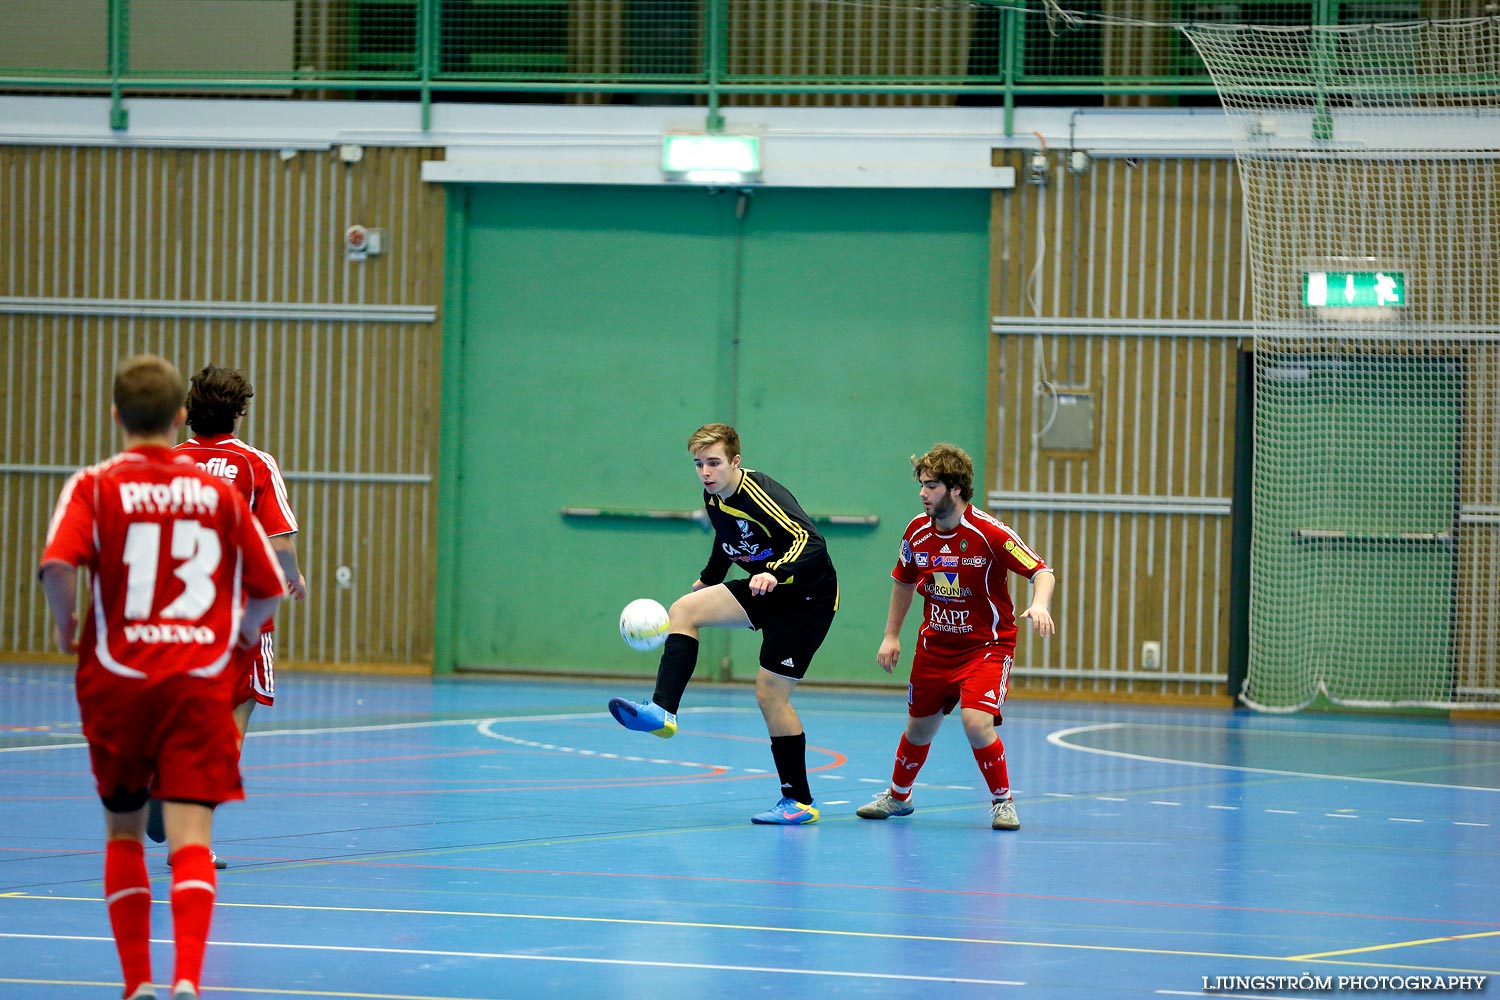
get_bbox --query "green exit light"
[1303,271,1405,308]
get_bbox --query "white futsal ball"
[619,598,670,652]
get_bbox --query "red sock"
[169,844,218,994]
[973,738,1011,799]
[104,839,153,996]
[890,735,931,799]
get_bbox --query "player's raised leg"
[609,583,750,738]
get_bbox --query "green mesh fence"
[7,1,1476,100]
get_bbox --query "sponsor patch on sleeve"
[1004,538,1039,570]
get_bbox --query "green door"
[437,184,990,681]
[1247,352,1459,710]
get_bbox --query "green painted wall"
[440,184,990,684]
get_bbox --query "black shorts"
[723,577,839,680]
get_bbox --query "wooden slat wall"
[0,144,445,667]
[990,151,1250,695]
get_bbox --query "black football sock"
[770,732,812,804]
[651,633,699,714]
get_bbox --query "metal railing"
[0,1,1414,133]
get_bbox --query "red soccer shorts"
[78,671,245,806]
[906,644,1014,721]
[233,632,276,708]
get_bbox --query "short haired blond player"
[609,423,840,825]
[856,443,1055,830]
[39,355,287,1000]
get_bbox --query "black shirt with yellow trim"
[699,469,837,595]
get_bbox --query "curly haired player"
[856,443,1055,831]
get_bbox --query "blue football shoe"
[750,796,819,825]
[608,697,677,738]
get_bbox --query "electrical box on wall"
[1040,391,1096,452]
[344,225,386,261]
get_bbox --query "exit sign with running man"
[1303,271,1406,308]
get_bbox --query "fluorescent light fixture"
[662,134,761,184]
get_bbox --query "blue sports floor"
[2,663,1497,999]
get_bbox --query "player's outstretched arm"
[39,562,79,654]
[877,581,917,674]
[270,535,307,600]
[1018,569,1057,637]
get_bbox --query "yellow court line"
[5,894,1498,977]
[1289,928,1500,961]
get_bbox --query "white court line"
[1047,723,1500,793]
[1066,721,1500,749]
[477,722,734,772]
[478,722,992,797]
[0,708,756,754]
[0,933,1024,987]
[0,716,491,753]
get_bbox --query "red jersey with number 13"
[892,503,1049,657]
[41,446,286,683]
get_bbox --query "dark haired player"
[176,364,305,727]
[146,365,307,851]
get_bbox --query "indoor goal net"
[1181,18,1500,710]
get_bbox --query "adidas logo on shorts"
[781,657,796,668]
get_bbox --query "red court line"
[246,748,508,770]
[299,860,1500,930]
[254,770,841,796]
[236,741,846,773]
[5,745,848,798]
[243,742,846,794]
